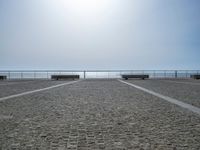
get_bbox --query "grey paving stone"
[0,80,200,149]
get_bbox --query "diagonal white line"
[118,79,200,116]
[0,80,80,102]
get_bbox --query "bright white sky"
[0,0,200,70]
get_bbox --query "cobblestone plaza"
[0,79,200,149]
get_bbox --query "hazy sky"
[0,0,200,70]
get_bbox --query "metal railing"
[0,70,199,80]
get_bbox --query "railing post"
[84,71,86,79]
[186,70,188,78]
[8,71,10,80]
[21,72,23,79]
[34,72,36,80]
[175,70,177,78]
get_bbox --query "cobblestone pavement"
[127,79,200,108]
[0,79,200,150]
[159,79,200,84]
[0,80,71,98]
[0,80,34,85]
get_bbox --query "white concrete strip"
[0,80,80,102]
[160,80,200,86]
[118,79,200,115]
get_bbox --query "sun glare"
[58,0,109,14]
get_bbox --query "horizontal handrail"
[0,69,200,72]
[0,70,199,79]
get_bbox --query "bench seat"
[51,75,80,80]
[121,74,149,80]
[191,74,200,80]
[0,76,7,80]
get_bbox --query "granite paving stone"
[0,79,200,149]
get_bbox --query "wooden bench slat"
[51,75,80,80]
[121,74,149,80]
[0,76,7,80]
[191,74,200,79]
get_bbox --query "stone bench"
[0,76,7,80]
[51,75,80,80]
[121,74,149,80]
[191,74,200,80]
